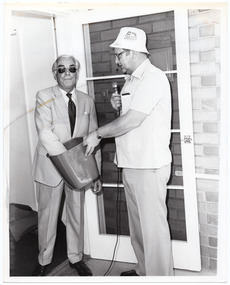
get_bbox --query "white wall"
[7,12,57,210]
[9,32,36,208]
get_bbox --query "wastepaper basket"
[48,137,99,190]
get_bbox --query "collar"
[131,58,151,80]
[59,87,76,104]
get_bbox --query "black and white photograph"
[2,1,229,284]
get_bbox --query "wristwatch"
[96,129,102,140]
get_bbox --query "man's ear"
[130,50,137,59]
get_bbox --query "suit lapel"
[53,85,71,134]
[73,90,85,137]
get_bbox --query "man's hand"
[90,179,102,194]
[110,92,122,111]
[83,131,101,156]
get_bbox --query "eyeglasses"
[57,67,77,74]
[114,51,126,61]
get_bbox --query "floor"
[10,219,216,278]
[10,218,67,276]
[47,257,216,277]
[47,257,134,276]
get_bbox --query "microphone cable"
[103,84,122,276]
[103,167,122,276]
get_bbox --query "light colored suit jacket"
[32,85,101,187]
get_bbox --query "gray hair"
[52,54,80,73]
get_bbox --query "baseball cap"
[109,27,149,54]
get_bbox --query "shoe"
[32,263,48,276]
[69,260,93,276]
[120,270,139,276]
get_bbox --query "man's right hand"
[110,92,122,111]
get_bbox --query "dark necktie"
[66,93,76,137]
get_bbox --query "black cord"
[103,168,122,276]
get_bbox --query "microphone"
[112,81,120,94]
[112,82,121,117]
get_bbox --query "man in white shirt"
[32,54,101,276]
[84,27,174,276]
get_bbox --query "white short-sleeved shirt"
[115,59,172,169]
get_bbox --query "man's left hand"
[91,179,102,194]
[83,131,101,156]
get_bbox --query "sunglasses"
[57,67,77,74]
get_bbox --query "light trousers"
[123,165,174,276]
[36,181,85,265]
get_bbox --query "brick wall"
[188,9,220,271]
[103,187,130,235]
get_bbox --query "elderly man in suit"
[32,54,101,276]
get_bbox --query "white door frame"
[55,6,201,271]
